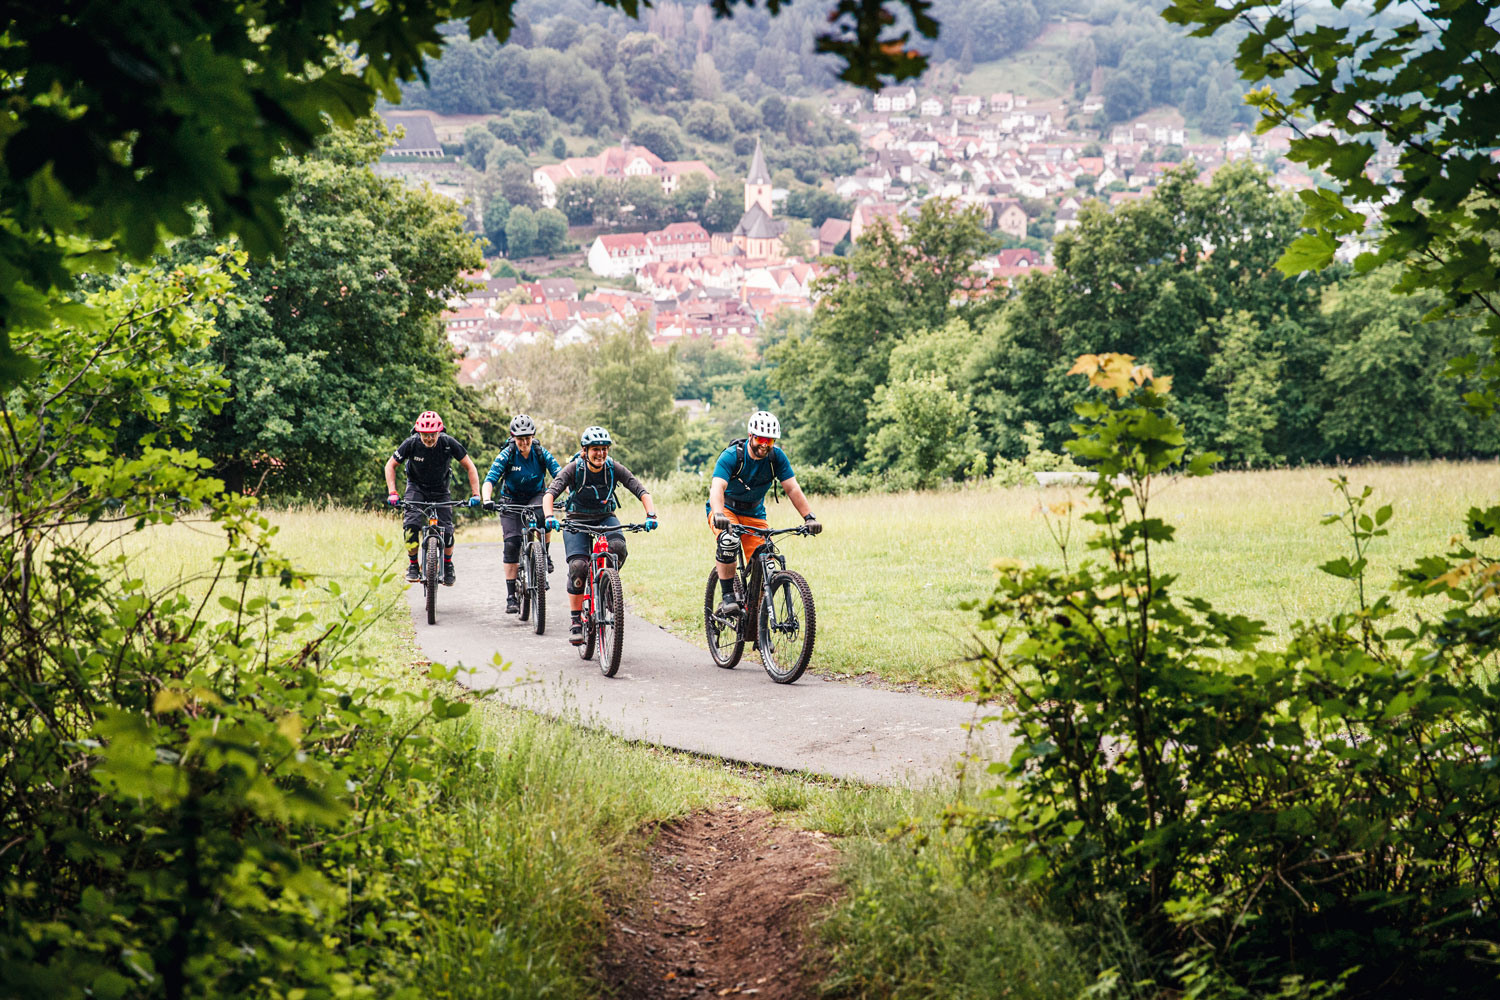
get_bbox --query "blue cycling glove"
[468,495,481,508]
[644,514,658,531]
[545,516,561,531]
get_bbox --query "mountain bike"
[398,499,464,625]
[563,520,650,678]
[704,523,817,684]
[487,501,549,635]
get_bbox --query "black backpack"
[724,438,782,504]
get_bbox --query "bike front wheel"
[596,567,624,677]
[527,539,546,635]
[703,569,745,669]
[423,535,442,625]
[758,570,815,684]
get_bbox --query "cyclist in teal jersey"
[481,413,561,613]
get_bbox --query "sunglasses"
[750,435,775,446]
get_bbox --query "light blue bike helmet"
[580,425,612,447]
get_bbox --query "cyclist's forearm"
[640,491,656,519]
[482,481,493,502]
[384,457,399,495]
[783,479,812,519]
[461,457,481,496]
[708,479,727,515]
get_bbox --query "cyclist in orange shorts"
[706,410,821,617]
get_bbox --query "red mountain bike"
[563,521,650,678]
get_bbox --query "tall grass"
[610,462,1500,692]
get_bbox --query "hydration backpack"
[565,453,618,512]
[725,439,782,505]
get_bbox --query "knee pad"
[403,526,419,547]
[503,534,521,564]
[567,556,589,595]
[608,536,628,570]
[715,530,739,564]
[443,526,455,548]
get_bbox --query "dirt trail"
[598,805,841,999]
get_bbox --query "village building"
[532,142,718,208]
[380,113,443,158]
[731,138,788,261]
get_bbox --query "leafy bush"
[989,422,1081,487]
[0,250,601,999]
[962,353,1500,996]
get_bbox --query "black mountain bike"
[704,523,817,684]
[398,499,464,625]
[563,520,650,678]
[486,501,549,635]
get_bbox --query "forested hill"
[396,0,1262,139]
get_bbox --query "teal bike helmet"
[580,425,612,447]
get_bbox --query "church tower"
[744,137,773,216]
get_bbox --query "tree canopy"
[1162,0,1500,407]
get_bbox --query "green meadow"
[537,461,1497,693]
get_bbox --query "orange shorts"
[708,510,769,562]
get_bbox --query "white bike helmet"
[747,411,781,439]
[509,413,536,436]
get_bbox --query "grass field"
[464,462,1500,694]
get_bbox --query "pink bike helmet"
[413,411,444,433]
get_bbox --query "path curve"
[408,542,1013,785]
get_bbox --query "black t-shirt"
[392,433,467,491]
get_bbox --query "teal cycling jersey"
[484,442,560,500]
[709,441,793,520]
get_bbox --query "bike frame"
[400,499,463,581]
[725,524,807,628]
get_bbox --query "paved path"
[408,542,1013,786]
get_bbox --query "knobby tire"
[597,567,625,677]
[527,539,547,635]
[703,568,745,669]
[759,570,815,684]
[423,535,441,626]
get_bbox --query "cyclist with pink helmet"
[383,410,483,586]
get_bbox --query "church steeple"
[744,137,773,216]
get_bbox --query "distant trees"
[771,163,1500,480]
[182,119,490,498]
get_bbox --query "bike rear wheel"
[579,589,597,661]
[527,539,547,635]
[703,569,745,669]
[596,567,625,677]
[758,570,815,684]
[423,535,442,625]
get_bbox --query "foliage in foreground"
[963,354,1500,997]
[0,248,642,998]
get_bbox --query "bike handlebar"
[394,499,467,511]
[721,523,815,539]
[484,501,542,518]
[561,521,652,535]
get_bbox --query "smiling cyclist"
[542,426,658,645]
[384,410,483,586]
[707,411,820,616]
[481,413,561,614]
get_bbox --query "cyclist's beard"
[749,442,771,460]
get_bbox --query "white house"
[587,233,656,278]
